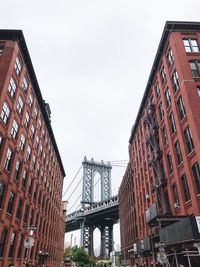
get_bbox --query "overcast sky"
[1,0,200,249]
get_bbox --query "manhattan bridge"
[63,157,127,256]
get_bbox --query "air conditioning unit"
[145,194,150,200]
[174,203,179,209]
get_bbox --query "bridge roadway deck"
[65,196,119,232]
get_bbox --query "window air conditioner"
[174,203,179,209]
[145,194,150,200]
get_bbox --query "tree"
[71,246,92,267]
[64,246,72,263]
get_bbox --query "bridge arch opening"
[93,227,101,256]
[93,171,101,202]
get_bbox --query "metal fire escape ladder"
[144,104,168,216]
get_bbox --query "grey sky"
[1,0,200,248]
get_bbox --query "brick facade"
[0,31,66,267]
[119,22,200,267]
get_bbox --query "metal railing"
[66,195,118,222]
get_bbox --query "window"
[8,77,17,98]
[0,181,5,209]
[8,232,16,258]
[39,145,43,158]
[1,102,10,124]
[159,102,164,120]
[40,169,44,182]
[16,198,23,220]
[16,96,24,115]
[10,119,19,139]
[160,66,167,83]
[36,164,40,177]
[45,136,48,146]
[23,204,29,224]
[14,57,22,75]
[38,191,41,205]
[172,183,180,207]
[24,112,30,128]
[0,43,4,56]
[30,209,34,226]
[192,162,200,194]
[197,86,200,96]
[42,128,45,139]
[183,39,199,52]
[22,170,28,188]
[172,71,180,92]
[181,174,191,202]
[167,153,173,174]
[167,49,174,67]
[165,88,171,108]
[155,83,160,97]
[0,228,8,257]
[177,96,186,120]
[22,76,28,93]
[4,147,13,171]
[0,135,2,148]
[184,126,194,153]
[32,155,36,170]
[19,133,26,150]
[38,119,42,130]
[30,124,35,139]
[34,184,38,201]
[33,106,38,119]
[26,146,31,161]
[17,235,23,258]
[28,93,33,107]
[189,61,200,77]
[169,112,176,134]
[174,140,183,165]
[14,160,21,181]
[35,135,39,149]
[162,126,168,145]
[29,178,33,195]
[7,191,15,214]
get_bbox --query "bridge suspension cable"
[67,193,82,212]
[62,165,82,198]
[66,159,127,213]
[111,164,127,168]
[109,160,129,162]
[66,175,83,201]
[109,160,128,167]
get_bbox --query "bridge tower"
[80,156,113,256]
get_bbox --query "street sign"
[27,226,37,231]
[24,236,35,249]
[154,242,166,248]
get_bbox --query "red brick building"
[119,21,200,267]
[0,30,66,267]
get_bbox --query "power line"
[62,165,82,198]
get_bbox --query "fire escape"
[144,104,171,225]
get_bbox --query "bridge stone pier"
[66,157,119,257]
